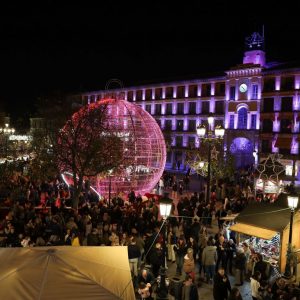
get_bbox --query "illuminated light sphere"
[75,98,166,197]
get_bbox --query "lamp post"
[284,194,298,278]
[0,123,15,158]
[157,195,173,300]
[196,115,225,203]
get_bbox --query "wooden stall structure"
[230,193,300,273]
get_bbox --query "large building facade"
[80,33,300,182]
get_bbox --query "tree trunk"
[72,174,83,210]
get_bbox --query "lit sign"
[9,135,32,141]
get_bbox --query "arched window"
[238,107,248,129]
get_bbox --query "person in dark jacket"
[174,236,187,275]
[228,287,243,300]
[149,242,164,278]
[225,239,236,275]
[86,228,100,246]
[137,268,156,297]
[234,248,246,286]
[213,267,231,300]
[181,275,199,300]
[128,238,141,279]
[253,253,269,281]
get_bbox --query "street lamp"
[157,195,173,299]
[196,115,225,203]
[284,194,298,278]
[0,123,15,158]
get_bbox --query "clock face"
[239,83,248,93]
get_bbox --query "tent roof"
[235,202,292,233]
[0,246,135,300]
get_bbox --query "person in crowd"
[183,248,195,279]
[234,247,246,286]
[71,231,80,246]
[167,228,176,263]
[149,242,163,278]
[242,242,251,278]
[253,254,269,282]
[228,287,243,300]
[198,226,208,275]
[225,239,236,275]
[216,234,227,272]
[171,181,178,199]
[109,231,120,246]
[250,271,262,300]
[271,277,288,300]
[138,282,152,300]
[137,268,155,297]
[132,228,145,268]
[174,236,187,276]
[181,275,199,300]
[128,237,141,286]
[64,228,72,245]
[202,239,217,283]
[213,267,232,300]
[187,236,198,261]
[86,228,100,246]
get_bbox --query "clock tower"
[243,31,266,67]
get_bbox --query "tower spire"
[243,30,266,67]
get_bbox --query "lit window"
[286,165,293,176]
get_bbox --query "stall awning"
[220,213,239,221]
[230,223,278,240]
[275,137,292,149]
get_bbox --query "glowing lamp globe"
[64,98,166,197]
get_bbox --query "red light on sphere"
[61,98,166,197]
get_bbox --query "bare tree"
[56,103,124,208]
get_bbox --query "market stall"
[230,193,300,274]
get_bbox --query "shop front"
[229,194,300,274]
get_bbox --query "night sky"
[1,2,300,123]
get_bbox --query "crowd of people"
[0,169,300,300]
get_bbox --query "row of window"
[261,119,293,133]
[263,76,295,92]
[261,140,298,155]
[262,97,294,112]
[166,135,205,148]
[127,82,226,101]
[159,119,224,132]
[145,101,224,115]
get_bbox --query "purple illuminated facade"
[79,32,300,183]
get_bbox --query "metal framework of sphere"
[90,98,166,196]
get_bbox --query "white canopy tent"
[0,246,135,300]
